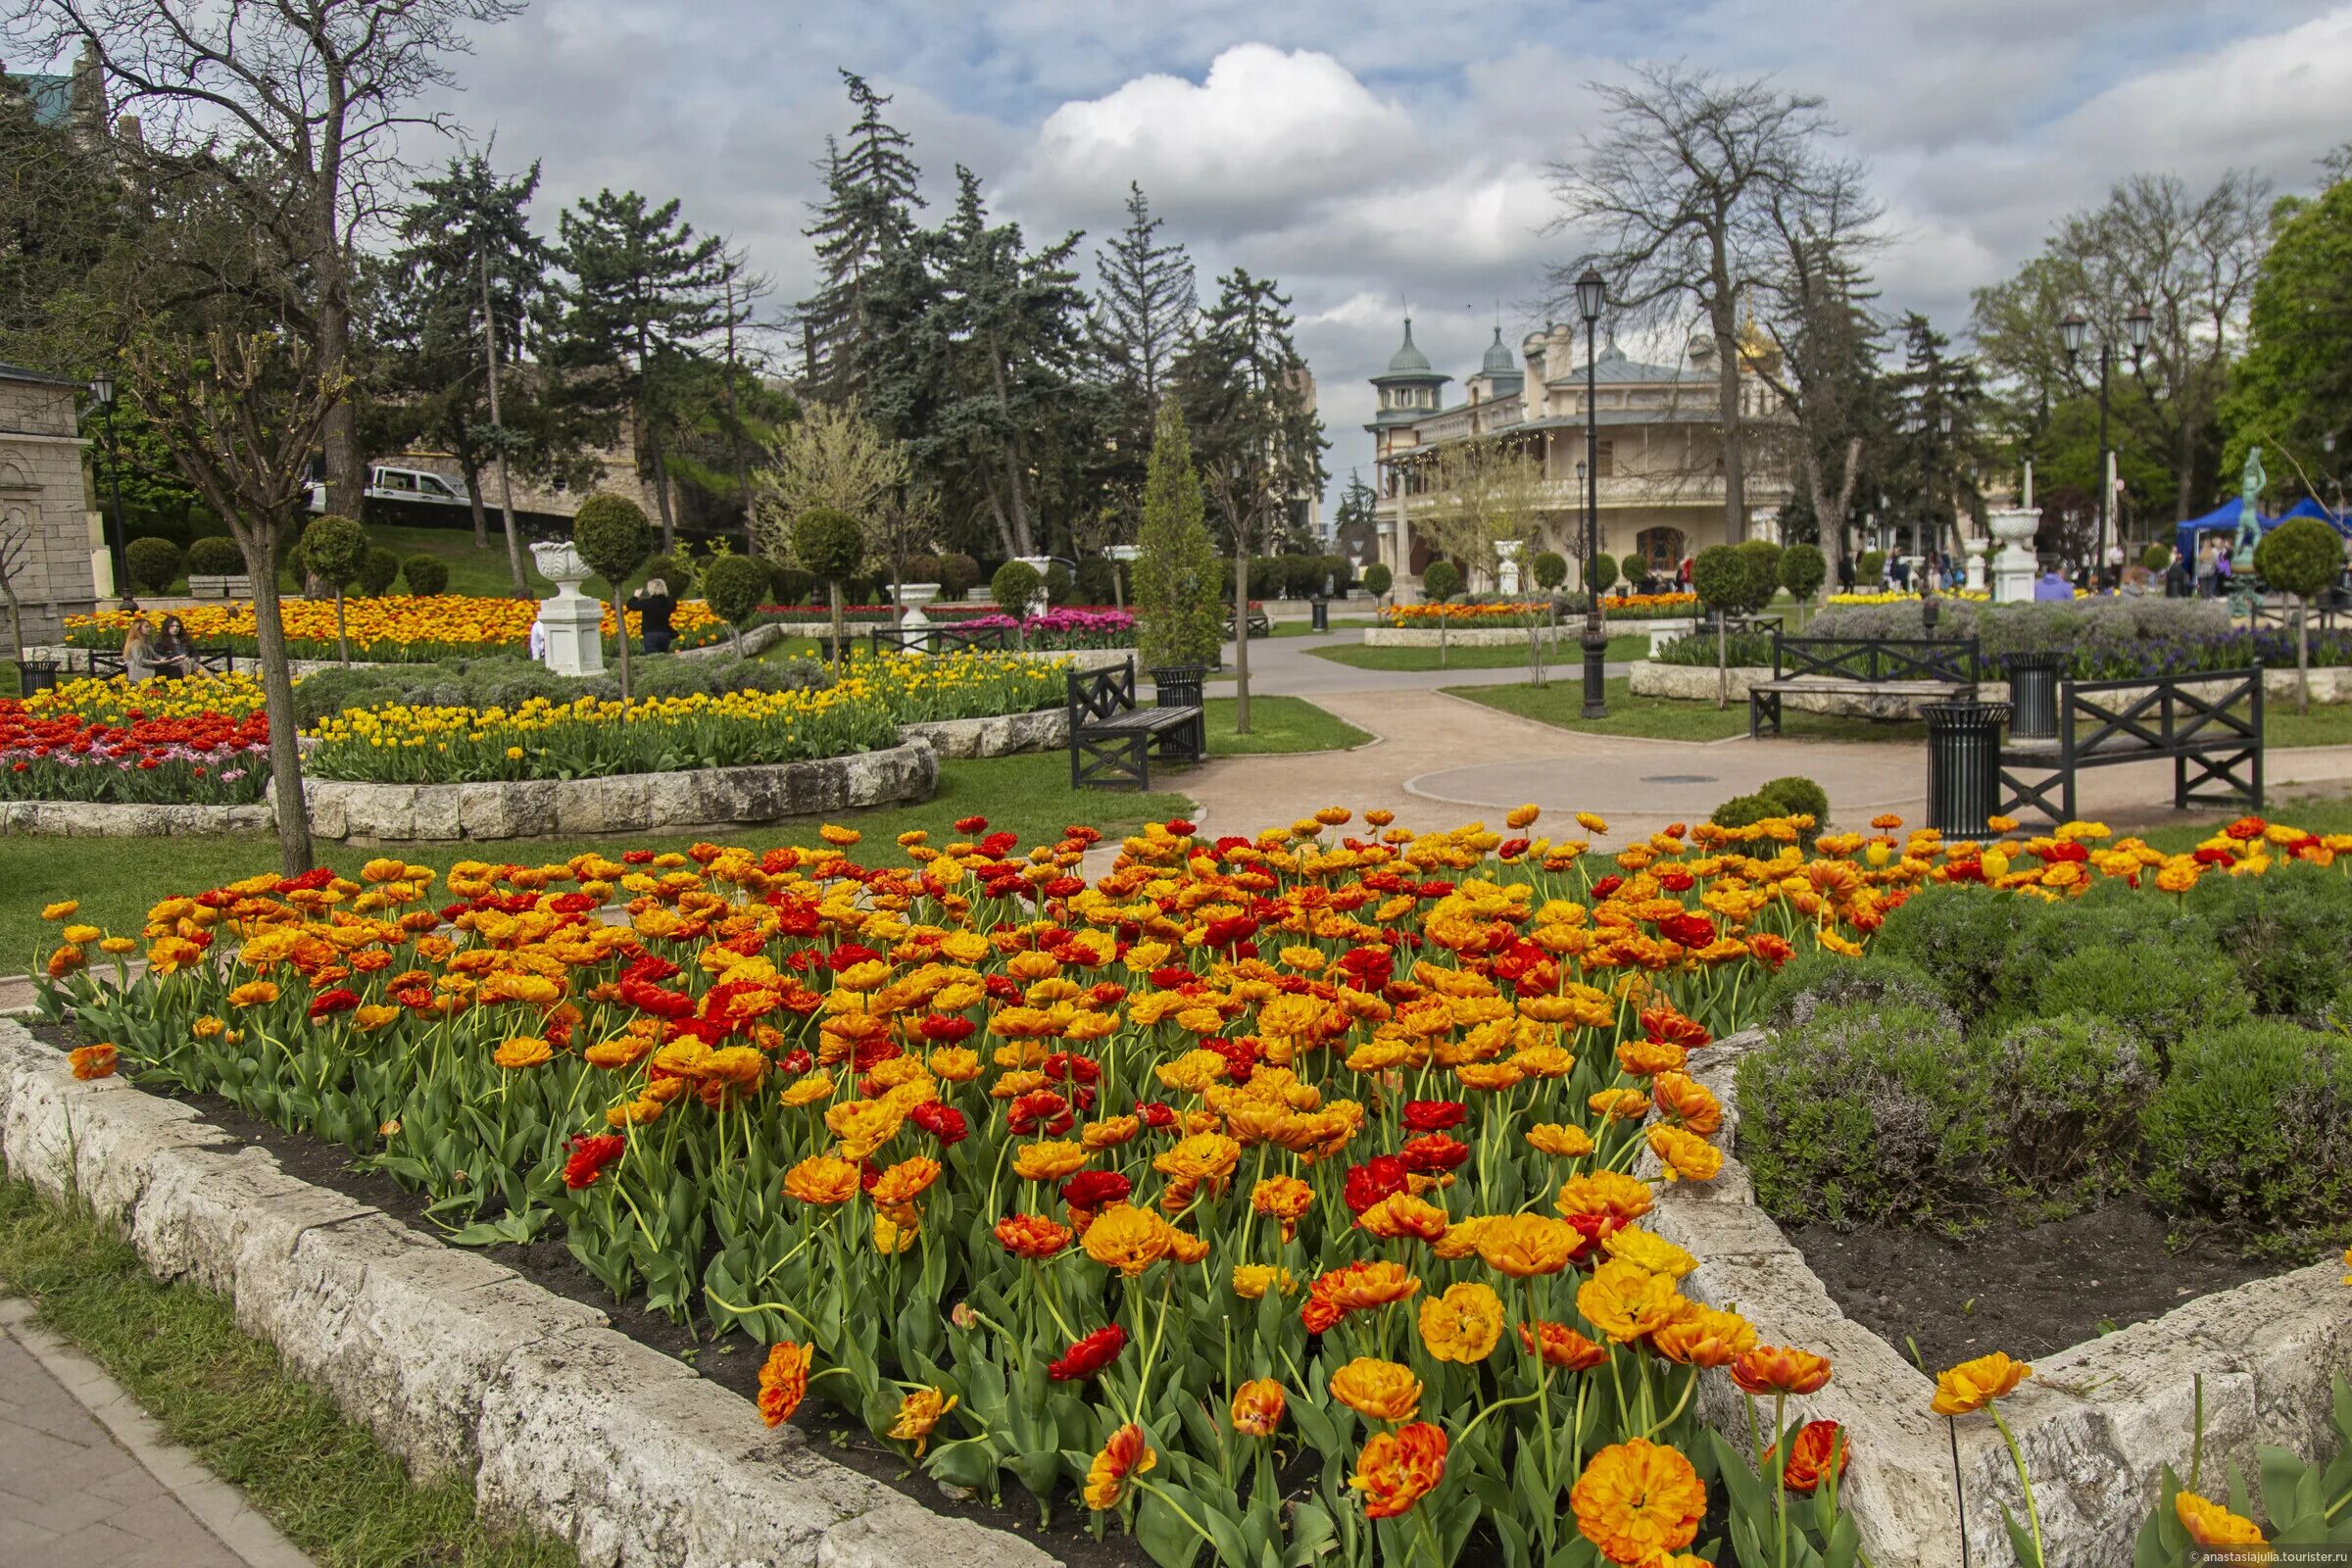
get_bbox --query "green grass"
[2264,698,2352,750]
[1446,677,1927,745]
[1203,695,1370,755]
[0,1179,575,1568]
[0,754,1190,967]
[1307,634,1650,673]
[2138,790,2352,852]
[1270,616,1377,638]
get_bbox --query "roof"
[5,71,74,129]
[1479,326,1516,376]
[1555,344,1710,385]
[1381,318,1439,378]
[0,360,83,388]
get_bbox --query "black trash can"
[1923,699,2012,839]
[1150,666,1205,710]
[2005,652,2063,741]
[18,660,62,698]
[1310,597,1329,632]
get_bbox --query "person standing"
[626,576,677,655]
[1837,553,1856,594]
[2103,540,2125,592]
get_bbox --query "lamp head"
[88,372,115,407]
[1574,268,1604,324]
[2057,313,2087,358]
[2125,303,2153,352]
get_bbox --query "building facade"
[0,363,99,643]
[1367,318,1792,594]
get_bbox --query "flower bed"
[66,596,729,662]
[758,606,1138,649]
[40,806,2346,1564]
[1383,596,1694,629]
[1,674,270,804]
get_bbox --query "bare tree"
[4,0,523,517]
[1546,63,1850,544]
[0,503,31,662]
[126,328,344,873]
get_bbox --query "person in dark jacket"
[627,577,677,654]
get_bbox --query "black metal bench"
[1998,667,2263,825]
[1748,633,1981,738]
[868,621,1018,656]
[72,645,238,680]
[1069,657,1204,790]
[1224,607,1273,640]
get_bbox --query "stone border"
[0,1019,1055,1568]
[1645,1028,2351,1568]
[901,709,1067,760]
[1362,617,1689,650]
[0,801,274,837]
[1628,658,2352,709]
[295,740,939,843]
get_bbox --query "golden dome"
[1736,315,1778,368]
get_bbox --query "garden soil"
[1784,1203,2280,1370]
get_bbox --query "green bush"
[1363,563,1393,599]
[301,514,368,587]
[1989,1012,2157,1215]
[400,554,450,596]
[902,552,942,589]
[2140,542,2173,572]
[1690,545,1745,614]
[2141,1019,2352,1251]
[791,508,865,582]
[2254,515,2343,599]
[1589,554,1619,595]
[1737,1002,1996,1228]
[572,493,655,587]
[991,560,1043,619]
[1754,950,1952,1035]
[1735,539,1784,612]
[123,536,183,594]
[1421,560,1462,602]
[1074,557,1115,604]
[359,546,400,597]
[1758,775,1830,826]
[700,553,769,629]
[186,536,244,576]
[768,563,817,606]
[1530,551,1567,591]
[1873,883,2046,1030]
[1043,561,1074,607]
[1780,542,1827,602]
[1709,793,1778,829]
[939,552,981,601]
[291,654,827,729]
[1856,549,1886,587]
[2183,860,2352,1017]
[2033,942,2246,1068]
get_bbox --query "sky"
[91,1,2352,503]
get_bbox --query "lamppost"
[2058,303,2152,588]
[1576,266,1607,718]
[88,372,128,604]
[1914,402,1953,586]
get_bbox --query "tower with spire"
[1369,318,1448,433]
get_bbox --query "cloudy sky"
[416,0,2350,495]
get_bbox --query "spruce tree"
[799,71,924,403]
[1134,399,1222,670]
[1087,182,1196,543]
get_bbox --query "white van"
[306,466,472,514]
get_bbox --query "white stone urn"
[1986,508,2039,604]
[1014,555,1054,621]
[528,540,605,676]
[1495,539,1524,597]
[897,581,941,655]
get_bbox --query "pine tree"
[1134,399,1222,670]
[1333,468,1380,562]
[1892,313,1989,562]
[799,72,924,403]
[551,189,749,552]
[1091,184,1195,414]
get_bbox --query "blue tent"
[2176,497,2276,557]
[2276,496,2352,536]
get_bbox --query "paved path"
[0,1297,312,1568]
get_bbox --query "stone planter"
[1364,617,1692,650]
[0,801,273,838]
[1648,1030,2350,1568]
[898,709,1067,760]
[291,740,939,843]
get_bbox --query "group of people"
[116,605,204,680]
[1832,551,1970,595]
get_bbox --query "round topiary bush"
[1873,883,2047,1031]
[1531,551,1567,591]
[2254,515,2342,600]
[1856,549,1886,587]
[1709,793,1779,829]
[1988,1011,2158,1214]
[939,552,981,601]
[1690,545,1745,615]
[792,509,865,582]
[1590,554,1620,595]
[359,546,400,597]
[1421,560,1462,602]
[1362,563,1393,600]
[187,536,244,576]
[903,553,942,588]
[1735,538,1784,612]
[2140,542,2173,573]
[1044,560,1074,607]
[301,514,368,587]
[699,553,770,651]
[124,536,183,594]
[992,560,1043,619]
[768,564,816,606]
[572,493,655,587]
[2141,1018,2352,1252]
[401,554,451,596]
[1780,542,1827,602]
[1758,774,1830,826]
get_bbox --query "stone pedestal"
[1014,556,1053,620]
[1495,540,1523,596]
[529,541,605,677]
[897,581,940,655]
[1987,509,2038,605]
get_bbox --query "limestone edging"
[0,1018,1058,1568]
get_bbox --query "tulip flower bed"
[34,807,2348,1566]
[66,596,728,662]
[1,674,271,804]
[1382,597,1696,628]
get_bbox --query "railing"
[1772,633,1982,684]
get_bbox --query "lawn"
[0,1179,576,1568]
[1446,677,1927,744]
[2139,789,2352,851]
[1203,694,1370,755]
[0,753,1189,968]
[1269,615,1377,638]
[1308,633,1650,672]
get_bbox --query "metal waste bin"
[1310,597,1329,632]
[18,660,61,698]
[1924,699,2011,839]
[2005,652,2063,740]
[1149,666,1205,710]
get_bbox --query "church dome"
[1387,318,1434,375]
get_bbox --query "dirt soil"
[24,1021,1147,1567]
[1783,1201,2284,1370]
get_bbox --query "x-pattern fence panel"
[1999,667,2263,824]
[1773,634,1982,684]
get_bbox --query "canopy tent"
[2275,496,2352,535]
[2176,497,2277,557]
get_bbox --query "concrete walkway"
[0,1297,312,1568]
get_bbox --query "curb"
[0,1019,1058,1568]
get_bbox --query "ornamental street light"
[2059,303,2151,588]
[1576,267,1607,719]
[88,372,129,604]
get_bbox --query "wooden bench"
[187,574,254,600]
[1224,607,1273,640]
[1748,633,1981,738]
[868,621,1017,656]
[1068,657,1203,790]
[73,645,238,680]
[1999,667,2262,825]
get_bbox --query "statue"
[2231,447,2267,568]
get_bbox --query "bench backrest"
[1067,657,1138,724]
[1773,632,1980,684]
[2060,666,2262,756]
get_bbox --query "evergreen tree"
[1890,314,1990,560]
[1332,468,1380,564]
[0,63,122,369]
[1133,399,1221,670]
[2221,172,2352,504]
[551,189,749,552]
[799,72,924,403]
[1177,268,1327,732]
[1091,184,1195,423]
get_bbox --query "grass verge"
[0,1177,574,1568]
[0,753,1190,964]
[1203,695,1371,755]
[1308,635,1649,672]
[1269,616,1377,638]
[1445,678,1926,744]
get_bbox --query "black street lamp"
[88,372,128,604]
[1576,267,1606,718]
[2058,303,2151,588]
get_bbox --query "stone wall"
[0,369,99,643]
[1364,618,1688,650]
[900,708,1067,760]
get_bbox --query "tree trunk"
[1716,615,1729,710]
[612,590,632,701]
[1232,544,1251,734]
[463,463,489,548]
[334,587,350,666]
[648,436,677,556]
[480,258,527,592]
[830,580,847,676]
[1,577,24,663]
[1708,234,1746,544]
[246,547,315,875]
[2298,596,2310,716]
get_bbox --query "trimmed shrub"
[1690,545,1745,615]
[301,514,368,588]
[1737,1002,1996,1228]
[902,553,942,588]
[359,546,400,597]
[2254,515,2343,599]
[1531,551,1567,590]
[1043,560,1074,607]
[1856,549,1886,586]
[2033,942,2245,1069]
[572,493,655,587]
[1873,883,2046,1030]
[1780,542,1827,602]
[401,555,451,596]
[768,564,817,606]
[1074,557,1115,604]
[1989,1012,2157,1215]
[1754,950,1953,1035]
[1363,563,1393,599]
[2140,542,2173,572]
[700,553,769,631]
[2141,1019,2352,1252]
[791,509,865,582]
[124,536,183,594]
[939,552,981,601]
[1758,775,1829,826]
[1422,560,1462,602]
[1590,554,1620,595]
[2183,860,2352,1018]
[186,536,244,576]
[992,560,1043,619]
[1709,793,1779,830]
[1735,539,1784,612]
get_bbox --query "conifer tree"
[1134,399,1221,670]
[799,72,924,403]
[1088,182,1196,541]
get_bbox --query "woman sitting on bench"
[121,614,160,682]
[151,614,198,680]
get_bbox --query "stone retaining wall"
[294,740,938,843]
[1363,617,1687,650]
[900,708,1067,759]
[0,1019,1054,1568]
[1630,658,2352,710]
[0,801,272,837]
[1645,1029,2351,1568]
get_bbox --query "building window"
[1593,440,1614,478]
